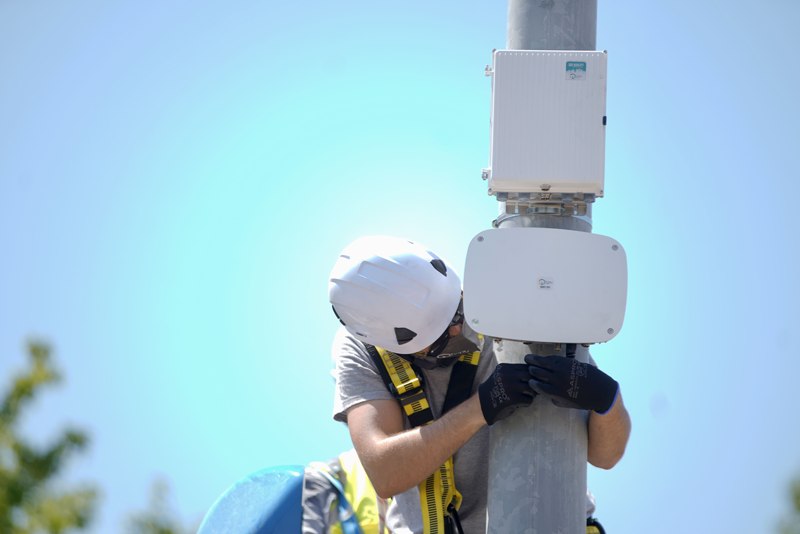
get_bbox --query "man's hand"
[525,354,618,414]
[478,364,538,426]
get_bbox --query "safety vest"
[310,449,383,534]
[364,344,481,534]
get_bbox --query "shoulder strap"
[441,350,481,415]
[365,343,394,394]
[364,344,434,428]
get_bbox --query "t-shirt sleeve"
[331,326,395,424]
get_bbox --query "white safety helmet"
[329,236,462,354]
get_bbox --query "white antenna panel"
[463,228,627,344]
[487,50,608,198]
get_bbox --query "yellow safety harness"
[364,344,481,534]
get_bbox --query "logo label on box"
[566,61,586,80]
[537,277,554,290]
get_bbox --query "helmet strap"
[396,353,460,370]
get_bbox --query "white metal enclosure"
[487,50,608,198]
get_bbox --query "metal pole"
[506,0,597,51]
[486,1,598,533]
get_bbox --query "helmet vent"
[331,305,346,326]
[394,327,417,345]
[430,259,447,277]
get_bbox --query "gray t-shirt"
[332,324,497,534]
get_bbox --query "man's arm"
[526,353,632,470]
[587,391,631,469]
[347,363,537,498]
[347,394,486,499]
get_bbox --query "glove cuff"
[477,381,496,426]
[594,381,619,415]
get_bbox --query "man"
[329,236,631,534]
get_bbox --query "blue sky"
[1,1,798,533]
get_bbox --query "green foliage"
[124,479,193,534]
[0,341,97,534]
[779,476,800,534]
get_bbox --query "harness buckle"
[388,373,425,401]
[446,503,464,534]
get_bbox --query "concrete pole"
[486,2,598,533]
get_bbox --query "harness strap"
[366,345,433,428]
[420,457,462,534]
[441,351,481,415]
[364,343,480,534]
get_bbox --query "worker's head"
[329,236,462,355]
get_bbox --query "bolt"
[477,236,484,242]
[612,245,618,251]
[607,328,614,335]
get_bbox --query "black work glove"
[525,354,619,414]
[478,364,537,426]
